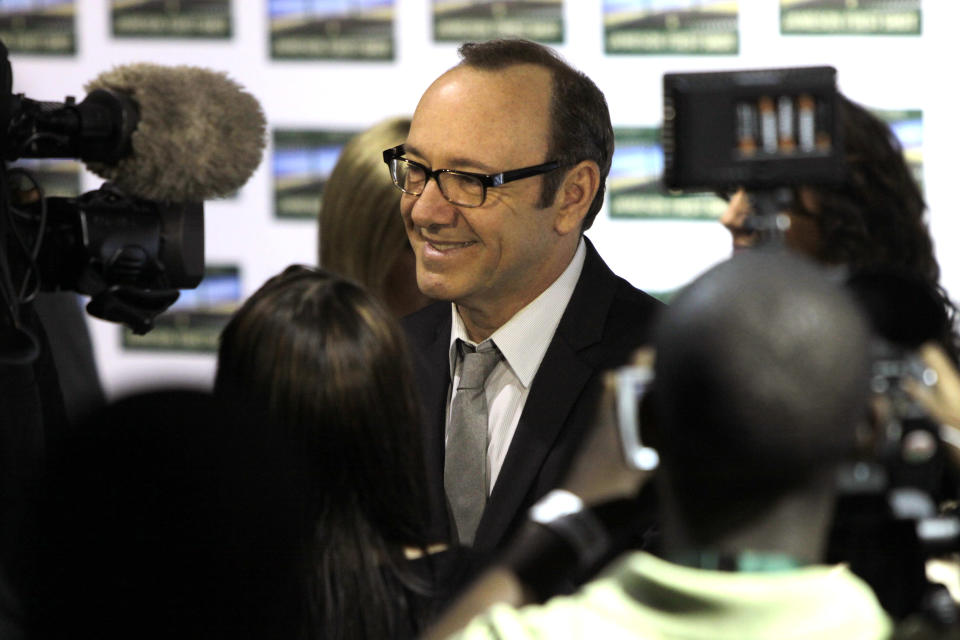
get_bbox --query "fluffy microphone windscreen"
[84,64,266,202]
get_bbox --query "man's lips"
[420,235,478,253]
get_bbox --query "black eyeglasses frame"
[382,144,560,207]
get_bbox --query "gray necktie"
[445,340,501,546]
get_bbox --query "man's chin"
[415,275,459,303]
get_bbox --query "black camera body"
[662,65,844,192]
[0,39,205,357]
[828,341,960,624]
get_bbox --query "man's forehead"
[406,64,552,165]
[433,63,550,96]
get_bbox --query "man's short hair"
[457,39,613,231]
[652,250,872,537]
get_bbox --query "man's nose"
[408,177,458,229]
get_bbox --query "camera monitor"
[662,66,845,192]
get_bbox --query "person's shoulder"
[401,301,452,354]
[569,243,664,352]
[613,275,665,312]
[580,239,665,314]
[401,301,449,332]
[604,272,665,339]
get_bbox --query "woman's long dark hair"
[215,265,434,639]
[797,96,959,361]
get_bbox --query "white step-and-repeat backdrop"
[3,0,955,399]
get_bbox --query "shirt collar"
[448,238,587,386]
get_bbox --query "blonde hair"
[318,116,411,301]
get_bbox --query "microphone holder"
[743,187,795,247]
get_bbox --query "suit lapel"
[473,239,620,551]
[405,303,453,541]
[418,307,452,452]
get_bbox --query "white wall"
[8,1,959,399]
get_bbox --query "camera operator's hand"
[559,348,656,506]
[904,342,960,467]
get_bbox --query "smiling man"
[391,39,662,565]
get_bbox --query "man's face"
[401,64,573,321]
[719,188,822,258]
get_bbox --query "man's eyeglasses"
[382,144,560,208]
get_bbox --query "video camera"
[662,65,844,192]
[830,270,960,625]
[0,39,204,365]
[662,65,845,241]
[654,66,960,626]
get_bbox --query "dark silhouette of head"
[28,389,304,640]
[652,250,872,554]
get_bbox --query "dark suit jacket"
[402,238,664,559]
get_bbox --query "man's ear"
[553,160,600,236]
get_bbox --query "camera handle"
[85,285,180,335]
[743,187,795,247]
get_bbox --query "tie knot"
[458,341,501,390]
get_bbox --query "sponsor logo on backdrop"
[270,0,395,60]
[609,127,725,221]
[272,129,358,220]
[433,0,563,43]
[10,158,82,198]
[604,0,738,55]
[111,0,232,38]
[780,0,920,35]
[874,108,923,190]
[0,0,75,55]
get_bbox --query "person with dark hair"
[423,250,892,639]
[26,389,306,640]
[720,94,958,360]
[29,268,449,640]
[391,38,662,566]
[213,265,445,639]
[319,116,432,318]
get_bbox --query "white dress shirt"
[447,238,587,494]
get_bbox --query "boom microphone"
[5,63,266,202]
[0,52,270,342]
